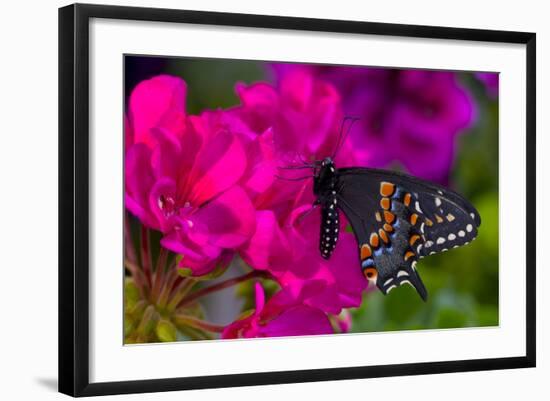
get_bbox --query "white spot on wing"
[466,224,473,232]
[448,233,456,241]
[386,285,397,294]
[384,278,394,286]
[415,201,423,213]
[458,230,465,237]
[435,198,442,206]
[436,237,446,245]
[397,270,409,278]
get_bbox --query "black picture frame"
[59,3,536,397]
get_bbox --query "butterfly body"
[314,158,341,259]
[311,157,481,301]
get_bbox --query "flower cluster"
[124,65,479,340]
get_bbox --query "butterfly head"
[313,157,337,197]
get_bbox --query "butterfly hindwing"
[336,167,480,301]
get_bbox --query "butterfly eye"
[363,267,378,282]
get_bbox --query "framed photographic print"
[58,3,536,397]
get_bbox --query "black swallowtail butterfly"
[281,118,481,301]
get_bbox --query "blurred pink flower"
[475,72,499,98]
[222,283,333,339]
[235,68,359,167]
[272,64,477,184]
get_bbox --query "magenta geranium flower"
[125,76,256,274]
[222,283,333,339]
[272,64,477,184]
[234,71,368,313]
[269,205,368,314]
[126,74,187,149]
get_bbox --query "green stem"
[124,259,148,298]
[140,225,152,286]
[156,264,179,309]
[151,247,169,302]
[124,214,138,265]
[166,278,197,312]
[173,313,225,333]
[177,270,267,309]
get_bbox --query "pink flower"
[272,64,477,184]
[235,68,358,167]
[222,283,333,339]
[234,71,368,313]
[125,77,256,274]
[269,205,368,314]
[475,72,499,98]
[126,75,187,149]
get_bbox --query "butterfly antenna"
[332,116,360,160]
[296,204,319,225]
[275,174,313,181]
[277,165,316,170]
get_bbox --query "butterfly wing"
[336,167,481,301]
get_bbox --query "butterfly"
[280,118,481,301]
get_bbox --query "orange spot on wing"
[404,251,415,261]
[409,234,421,246]
[404,193,412,206]
[410,213,419,225]
[425,218,434,226]
[380,182,396,197]
[360,244,372,259]
[379,229,389,244]
[383,223,393,232]
[380,198,391,210]
[384,211,395,224]
[364,267,378,281]
[370,233,380,248]
[436,215,444,223]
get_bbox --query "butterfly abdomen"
[319,194,340,259]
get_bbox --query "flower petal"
[259,305,333,337]
[190,186,256,248]
[124,144,158,229]
[187,129,247,206]
[128,75,187,146]
[239,210,290,271]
